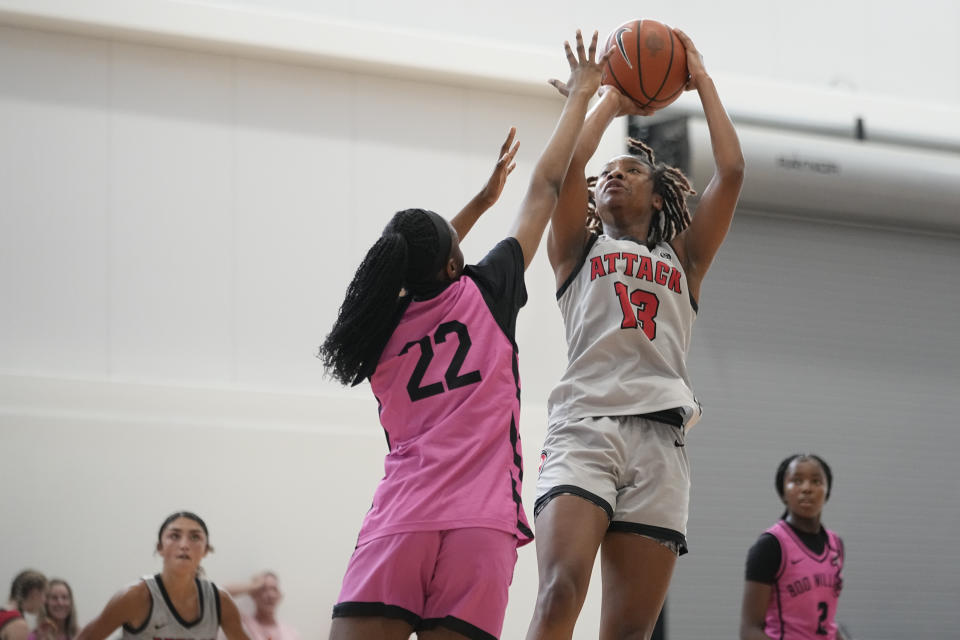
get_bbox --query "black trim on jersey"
[154,573,205,628]
[773,581,785,640]
[534,484,613,521]
[331,601,421,628]
[556,234,600,300]
[420,615,497,640]
[780,521,831,562]
[212,583,222,626]
[608,521,689,556]
[122,583,154,634]
[688,293,699,314]
[508,414,534,540]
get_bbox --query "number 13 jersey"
[359,238,533,548]
[548,234,702,430]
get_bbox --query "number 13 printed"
[614,281,660,340]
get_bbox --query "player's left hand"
[477,126,519,208]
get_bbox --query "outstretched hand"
[477,126,519,208]
[673,28,707,91]
[548,34,654,117]
[551,30,611,100]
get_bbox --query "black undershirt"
[745,520,829,584]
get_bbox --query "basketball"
[601,19,688,111]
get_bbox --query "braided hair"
[586,138,696,248]
[319,209,447,386]
[775,453,833,518]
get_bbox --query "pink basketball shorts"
[333,527,517,640]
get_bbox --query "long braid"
[319,209,441,386]
[586,138,696,248]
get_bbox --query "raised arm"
[739,580,773,640]
[75,583,151,640]
[450,127,519,241]
[507,30,611,270]
[220,573,266,599]
[670,29,745,299]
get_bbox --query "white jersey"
[547,234,702,430]
[122,575,220,640]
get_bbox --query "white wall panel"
[109,43,235,382]
[232,60,354,392]
[0,26,111,375]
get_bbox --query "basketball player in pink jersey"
[526,30,744,640]
[320,30,613,640]
[740,455,847,640]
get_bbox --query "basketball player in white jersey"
[525,30,744,640]
[76,512,250,640]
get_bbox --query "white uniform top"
[122,575,220,640]
[547,234,702,430]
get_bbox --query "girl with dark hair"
[740,455,847,640]
[526,29,745,640]
[2,570,47,640]
[322,29,611,640]
[30,579,78,640]
[76,512,251,640]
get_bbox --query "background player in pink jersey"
[319,30,612,640]
[526,29,744,640]
[76,512,251,640]
[740,455,847,640]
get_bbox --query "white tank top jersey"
[122,575,220,640]
[547,234,702,430]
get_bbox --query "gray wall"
[673,212,960,639]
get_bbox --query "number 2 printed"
[399,320,482,402]
[614,281,659,340]
[815,601,828,635]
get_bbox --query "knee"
[535,571,589,620]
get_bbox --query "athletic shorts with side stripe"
[535,414,691,555]
[332,528,517,640]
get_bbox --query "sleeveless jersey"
[764,521,844,640]
[122,575,220,640]
[359,238,533,547]
[548,234,701,429]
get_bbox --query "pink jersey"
[764,520,844,640]
[358,239,532,547]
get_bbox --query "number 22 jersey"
[548,234,702,429]
[359,238,533,548]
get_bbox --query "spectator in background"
[2,570,48,640]
[30,579,78,640]
[223,573,300,640]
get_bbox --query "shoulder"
[750,531,781,554]
[114,580,152,608]
[1,617,28,640]
[471,237,524,272]
[105,580,153,624]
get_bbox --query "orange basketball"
[601,19,688,111]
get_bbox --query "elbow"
[722,153,746,180]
